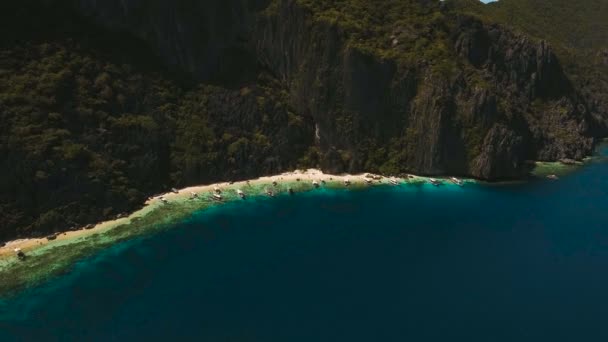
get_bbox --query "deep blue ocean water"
[2,155,608,341]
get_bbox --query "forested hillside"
[0,1,312,241]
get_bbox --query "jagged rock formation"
[0,0,606,240]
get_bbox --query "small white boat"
[312,180,320,188]
[429,178,441,186]
[365,178,373,184]
[237,189,246,199]
[266,189,275,197]
[213,186,222,194]
[449,177,464,186]
[344,178,351,186]
[547,174,559,180]
[212,193,223,201]
[389,178,399,186]
[190,191,198,198]
[171,188,179,194]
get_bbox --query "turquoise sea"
[2,149,608,341]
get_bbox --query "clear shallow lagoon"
[2,151,608,340]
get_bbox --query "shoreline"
[0,160,588,294]
[0,169,452,265]
[0,160,585,262]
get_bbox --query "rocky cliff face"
[451,16,597,176]
[254,1,598,178]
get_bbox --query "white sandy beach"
[0,169,421,261]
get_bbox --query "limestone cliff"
[255,1,598,178]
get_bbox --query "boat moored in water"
[312,180,320,188]
[389,178,399,186]
[344,178,351,186]
[212,193,223,201]
[429,178,442,186]
[547,174,559,180]
[237,189,246,199]
[266,189,275,197]
[213,186,222,194]
[449,177,464,186]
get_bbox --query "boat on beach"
[171,188,179,194]
[344,178,351,186]
[449,177,464,186]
